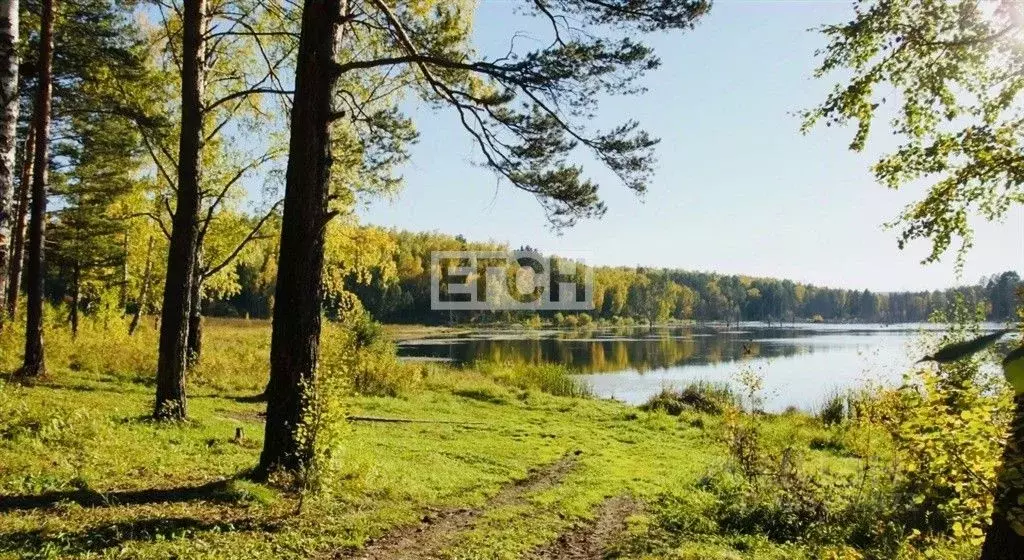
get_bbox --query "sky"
[357,0,1024,293]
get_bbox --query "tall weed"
[474,361,591,398]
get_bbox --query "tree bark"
[186,259,203,367]
[154,0,205,419]
[128,236,154,335]
[69,260,79,336]
[257,0,344,476]
[0,0,18,331]
[18,0,53,379]
[981,395,1024,559]
[5,124,31,319]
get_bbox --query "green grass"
[0,318,914,559]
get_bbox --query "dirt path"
[529,495,638,560]
[334,454,578,560]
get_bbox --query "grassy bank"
[0,318,1002,559]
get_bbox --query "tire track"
[529,495,637,560]
[333,454,578,560]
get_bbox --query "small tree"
[49,114,143,335]
[805,1,1024,555]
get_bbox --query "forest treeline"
[231,230,1023,325]
[36,223,1021,327]
[345,233,1023,325]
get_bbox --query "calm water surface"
[397,323,1009,411]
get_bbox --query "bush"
[321,320,420,398]
[345,310,384,349]
[641,382,738,416]
[817,392,847,426]
[296,362,351,501]
[522,314,542,329]
[705,403,909,557]
[848,300,1013,550]
[2,306,160,383]
[442,303,1017,559]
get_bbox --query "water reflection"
[397,323,1008,410]
[399,324,899,373]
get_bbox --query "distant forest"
[189,229,1020,326]
[39,224,1019,326]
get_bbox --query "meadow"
[0,316,1007,559]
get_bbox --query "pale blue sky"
[358,0,1024,292]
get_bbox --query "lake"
[397,323,1012,411]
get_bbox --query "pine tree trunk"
[69,260,79,336]
[186,260,203,367]
[154,0,205,419]
[257,0,345,476]
[5,124,30,319]
[128,236,154,335]
[981,395,1024,559]
[18,0,53,379]
[0,0,18,331]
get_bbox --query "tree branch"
[203,199,282,279]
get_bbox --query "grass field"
[0,318,978,559]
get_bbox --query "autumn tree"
[804,0,1024,555]
[257,0,711,475]
[628,271,676,328]
[673,283,697,320]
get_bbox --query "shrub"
[817,392,847,426]
[552,312,565,327]
[296,362,351,502]
[321,320,420,398]
[345,310,384,349]
[851,300,1013,548]
[683,300,1012,558]
[710,407,906,556]
[522,314,542,329]
[641,382,738,416]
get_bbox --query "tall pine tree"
[258,0,710,475]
